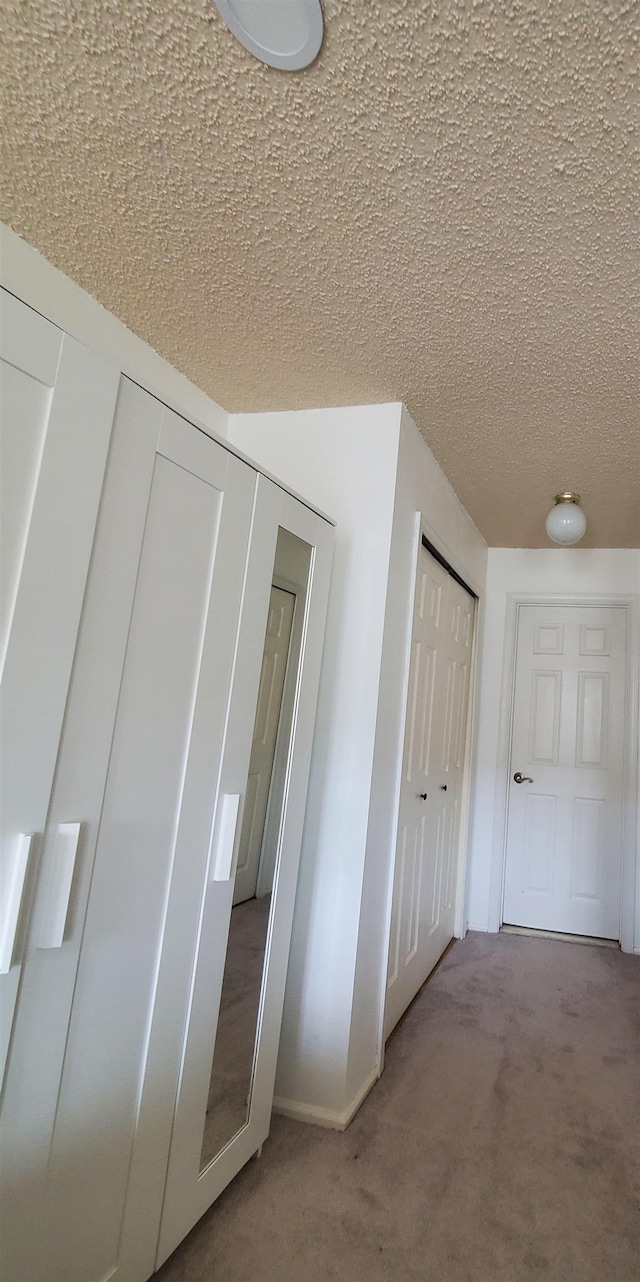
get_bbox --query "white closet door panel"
[0,289,61,386]
[40,435,255,1282]
[43,438,255,1282]
[1,365,54,659]
[156,402,230,479]
[385,549,475,1041]
[0,372,256,1282]
[119,460,261,1282]
[44,458,219,1279]
[0,289,119,1080]
[0,381,163,1281]
[0,290,60,658]
[154,480,333,1265]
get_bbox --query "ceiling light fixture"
[212,0,324,71]
[545,492,587,546]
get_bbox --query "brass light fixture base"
[553,491,581,505]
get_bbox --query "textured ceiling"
[2,0,639,546]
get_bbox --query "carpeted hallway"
[156,931,640,1281]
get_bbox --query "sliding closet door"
[0,289,118,1080]
[0,380,257,1282]
[144,480,332,1267]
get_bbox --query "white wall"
[228,405,402,1120]
[228,405,488,1122]
[345,409,487,1102]
[468,548,640,948]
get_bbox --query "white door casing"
[503,604,628,940]
[233,586,296,905]
[384,544,475,1040]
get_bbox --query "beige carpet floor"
[156,931,640,1282]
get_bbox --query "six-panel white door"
[385,545,474,1040]
[503,605,627,940]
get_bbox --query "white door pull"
[0,833,33,974]
[211,794,241,882]
[38,822,82,949]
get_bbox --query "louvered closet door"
[0,379,257,1282]
[384,544,474,1040]
[0,289,118,1082]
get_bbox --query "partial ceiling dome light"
[212,0,324,71]
[545,492,588,546]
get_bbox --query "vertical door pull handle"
[211,794,241,882]
[440,784,448,791]
[513,772,534,784]
[0,833,33,974]
[38,822,82,950]
[419,793,428,801]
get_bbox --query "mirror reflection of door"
[233,585,295,906]
[200,528,310,1170]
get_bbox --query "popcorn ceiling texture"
[1,0,638,547]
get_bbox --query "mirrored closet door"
[134,477,333,1268]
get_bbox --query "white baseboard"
[273,1064,380,1132]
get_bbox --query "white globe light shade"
[545,494,587,546]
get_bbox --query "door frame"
[377,511,482,1066]
[489,593,639,953]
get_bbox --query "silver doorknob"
[513,772,534,784]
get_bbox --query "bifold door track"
[421,535,477,600]
[501,924,619,950]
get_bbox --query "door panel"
[529,670,561,763]
[576,672,608,766]
[0,289,119,1081]
[503,605,627,938]
[0,383,163,1272]
[154,485,332,1267]
[522,793,556,893]
[47,455,228,1282]
[0,380,257,1282]
[571,798,603,900]
[385,546,474,1041]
